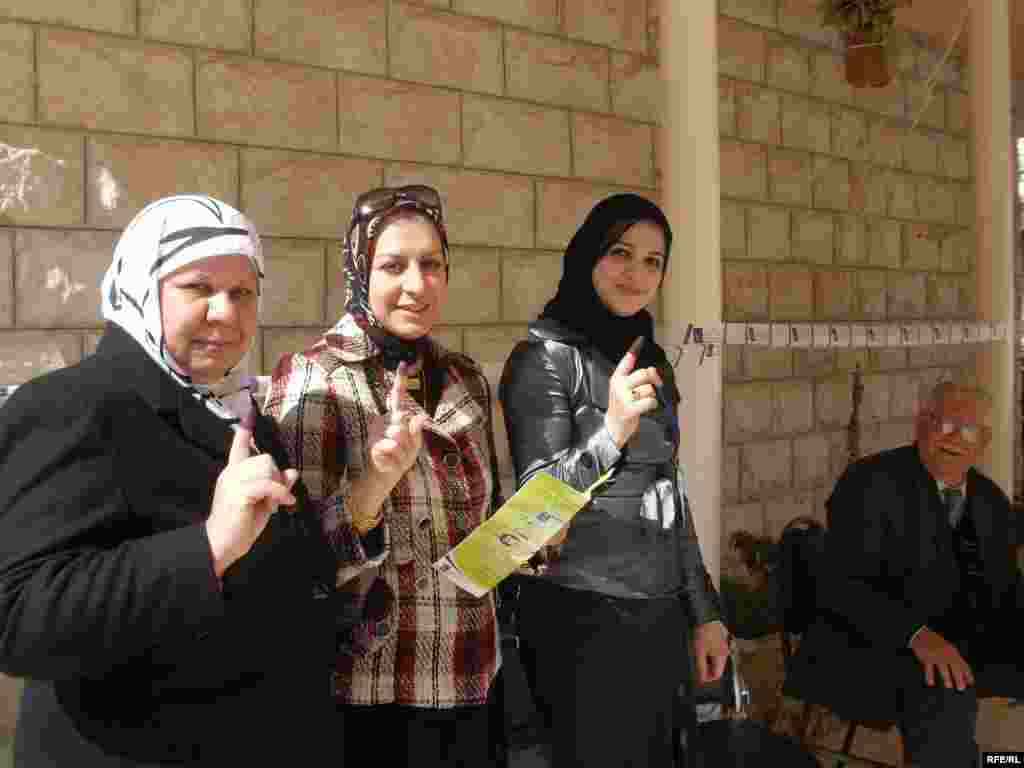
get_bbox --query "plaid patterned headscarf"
[99,195,264,422]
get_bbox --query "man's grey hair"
[918,380,992,414]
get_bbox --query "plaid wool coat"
[265,314,502,708]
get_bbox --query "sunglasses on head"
[354,185,443,221]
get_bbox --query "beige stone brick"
[718,17,765,82]
[0,22,33,124]
[740,439,792,501]
[260,239,325,326]
[721,141,767,201]
[926,274,958,318]
[780,94,830,154]
[721,202,747,261]
[955,182,974,228]
[815,269,854,320]
[463,95,570,177]
[572,113,654,187]
[854,75,906,119]
[453,0,559,33]
[765,490,815,538]
[535,179,658,251]
[501,249,561,322]
[723,445,742,506]
[832,108,866,161]
[610,51,661,123]
[324,239,347,324]
[439,247,500,324]
[747,205,789,262]
[904,223,940,270]
[769,266,812,321]
[724,344,743,380]
[868,347,906,372]
[0,125,84,227]
[720,80,738,137]
[815,373,853,430]
[506,29,609,113]
[792,211,834,265]
[776,0,832,44]
[723,501,765,542]
[810,50,853,106]
[860,373,891,423]
[793,348,834,377]
[723,262,768,321]
[916,179,956,224]
[254,0,385,73]
[907,345,939,368]
[834,348,867,372]
[464,324,527,365]
[885,170,917,220]
[387,164,533,249]
[957,276,976,318]
[940,229,972,273]
[390,3,502,94]
[774,379,813,434]
[0,330,82,384]
[903,130,938,176]
[907,82,945,131]
[847,166,882,217]
[856,270,887,319]
[262,328,327,375]
[141,0,249,52]
[811,156,850,212]
[338,76,459,165]
[766,36,809,93]
[242,149,382,238]
[793,432,830,489]
[197,53,335,151]
[939,137,970,180]
[39,30,193,137]
[744,348,792,379]
[15,229,116,328]
[867,118,904,168]
[720,0,777,27]
[887,270,926,319]
[83,330,103,356]
[563,0,646,52]
[946,90,969,136]
[735,83,780,145]
[767,149,811,207]
[886,372,922,421]
[0,0,133,34]
[724,382,774,442]
[867,218,901,269]
[86,136,239,229]
[0,233,11,327]
[836,215,866,265]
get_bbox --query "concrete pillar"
[970,0,1015,495]
[661,0,722,584]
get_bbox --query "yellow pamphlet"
[433,469,613,597]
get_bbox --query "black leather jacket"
[499,318,721,625]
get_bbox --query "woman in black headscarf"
[499,193,729,767]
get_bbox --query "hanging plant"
[818,0,911,88]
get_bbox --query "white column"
[662,0,722,584]
[970,0,1015,495]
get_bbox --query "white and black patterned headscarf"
[99,195,264,422]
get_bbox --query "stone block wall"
[717,0,977,561]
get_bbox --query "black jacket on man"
[0,324,336,764]
[785,444,1023,721]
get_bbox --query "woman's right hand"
[206,415,298,578]
[605,337,663,449]
[367,362,429,480]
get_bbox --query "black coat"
[0,324,336,764]
[499,318,720,624]
[785,444,1023,720]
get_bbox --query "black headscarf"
[540,193,672,371]
[342,192,450,370]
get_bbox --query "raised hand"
[367,362,429,481]
[910,626,974,690]
[206,408,299,578]
[605,337,663,449]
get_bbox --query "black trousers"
[515,579,689,768]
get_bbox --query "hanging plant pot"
[844,30,891,88]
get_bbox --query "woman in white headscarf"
[0,196,336,766]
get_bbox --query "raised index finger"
[228,408,255,465]
[614,336,644,378]
[388,362,409,413]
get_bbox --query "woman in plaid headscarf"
[266,185,504,767]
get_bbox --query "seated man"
[785,382,1023,767]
